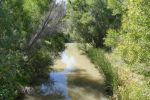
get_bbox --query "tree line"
[0,0,66,99]
[67,0,150,66]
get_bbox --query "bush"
[0,51,29,99]
[28,48,53,81]
[0,68,17,100]
[0,0,65,99]
[105,53,150,100]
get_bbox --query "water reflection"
[39,52,75,100]
[24,46,109,100]
[61,52,76,72]
[40,72,70,100]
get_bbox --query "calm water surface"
[24,50,108,100]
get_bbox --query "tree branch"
[27,2,55,49]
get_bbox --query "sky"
[56,0,67,4]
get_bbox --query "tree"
[66,0,118,47]
[105,0,150,65]
[0,0,66,99]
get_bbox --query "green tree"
[0,0,66,99]
[105,0,150,65]
[66,0,119,47]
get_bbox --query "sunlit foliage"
[105,0,150,65]
[66,0,119,47]
[0,0,65,99]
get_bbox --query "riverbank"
[85,46,150,100]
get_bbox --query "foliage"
[43,33,66,54]
[105,53,150,100]
[66,0,119,47]
[105,0,150,65]
[0,0,65,99]
[119,82,150,100]
[86,48,118,95]
[104,0,150,98]
[67,0,150,99]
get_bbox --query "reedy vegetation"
[67,0,150,99]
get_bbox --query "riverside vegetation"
[0,0,150,100]
[66,0,150,99]
[0,0,66,99]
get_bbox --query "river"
[24,43,109,100]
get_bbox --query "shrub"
[105,53,150,100]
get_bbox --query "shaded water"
[40,72,69,99]
[24,52,76,100]
[42,52,75,100]
[24,44,109,100]
[39,52,76,100]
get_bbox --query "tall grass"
[86,48,118,95]
[83,46,150,99]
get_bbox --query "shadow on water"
[24,51,75,100]
[67,69,109,98]
[68,76,105,93]
[39,72,70,100]
[24,71,71,100]
[24,51,109,100]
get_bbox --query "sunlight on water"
[40,72,70,100]
[39,52,76,100]
[61,52,76,72]
[55,0,66,4]
[25,45,109,100]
